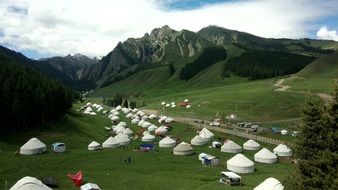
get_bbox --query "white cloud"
[316,26,338,41]
[0,0,337,58]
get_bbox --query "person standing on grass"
[128,156,131,164]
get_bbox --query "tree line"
[0,54,79,131]
[103,93,138,109]
[179,46,227,80]
[222,48,316,79]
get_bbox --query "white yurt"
[184,99,189,102]
[142,134,156,142]
[148,124,158,132]
[142,115,149,120]
[149,114,157,119]
[171,105,176,108]
[198,153,208,161]
[102,137,120,148]
[155,126,168,135]
[117,121,127,127]
[123,128,133,136]
[89,112,97,115]
[132,108,138,113]
[115,135,131,145]
[131,118,140,124]
[111,116,119,122]
[281,130,288,135]
[138,120,146,127]
[254,148,277,164]
[86,102,92,106]
[20,138,46,155]
[81,183,101,190]
[143,131,150,136]
[190,135,207,146]
[243,139,261,150]
[254,177,284,190]
[273,144,292,157]
[114,126,126,134]
[199,128,214,140]
[142,122,151,128]
[126,113,133,118]
[227,154,255,173]
[88,141,101,151]
[161,102,166,105]
[173,142,194,156]
[159,136,176,148]
[165,117,174,123]
[186,105,191,108]
[165,103,170,107]
[10,176,52,190]
[221,140,242,153]
[115,105,122,110]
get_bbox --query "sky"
[0,0,337,59]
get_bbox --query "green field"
[0,102,293,190]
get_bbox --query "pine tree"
[286,83,338,189]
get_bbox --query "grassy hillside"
[283,51,338,93]
[0,102,293,190]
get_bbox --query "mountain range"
[1,25,337,91]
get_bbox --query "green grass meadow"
[0,102,293,190]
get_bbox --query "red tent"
[67,170,83,187]
[178,102,190,107]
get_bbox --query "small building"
[80,183,101,190]
[52,142,66,153]
[139,144,155,152]
[201,154,220,166]
[219,172,241,186]
[212,141,222,148]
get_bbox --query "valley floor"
[0,102,293,190]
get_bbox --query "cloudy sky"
[0,0,338,59]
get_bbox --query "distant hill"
[0,53,78,131]
[1,25,338,92]
[88,25,337,94]
[0,46,96,90]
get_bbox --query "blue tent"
[139,144,155,152]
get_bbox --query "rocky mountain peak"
[149,25,177,41]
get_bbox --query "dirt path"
[274,78,290,91]
[273,76,332,103]
[142,109,288,145]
